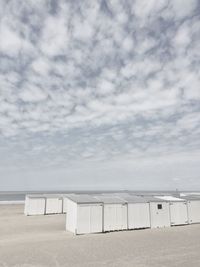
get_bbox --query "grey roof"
[153,196,186,202]
[65,193,148,204]
[131,192,177,197]
[94,195,126,204]
[43,194,64,198]
[27,193,65,199]
[60,193,180,204]
[66,194,102,204]
[141,196,170,203]
[181,196,200,201]
[121,195,149,203]
[26,194,46,199]
[113,192,134,198]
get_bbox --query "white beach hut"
[95,195,128,232]
[24,194,46,216]
[184,196,200,224]
[155,196,188,226]
[45,195,63,214]
[144,197,171,228]
[66,195,103,235]
[122,195,151,230]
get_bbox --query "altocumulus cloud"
[0,0,200,190]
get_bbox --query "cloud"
[132,0,166,19]
[0,0,200,189]
[170,0,198,19]
[19,85,48,102]
[31,57,51,76]
[173,23,191,48]
[122,36,135,52]
[40,14,69,56]
[0,24,33,57]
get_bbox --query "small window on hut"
[157,204,162,210]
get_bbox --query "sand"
[1,205,200,267]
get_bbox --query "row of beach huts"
[24,192,200,235]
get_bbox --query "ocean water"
[0,190,199,203]
[0,193,25,201]
[0,191,72,202]
[0,190,190,202]
[0,191,91,201]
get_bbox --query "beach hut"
[66,195,103,235]
[155,196,188,226]
[45,195,63,214]
[95,196,128,232]
[144,197,171,228]
[24,195,46,216]
[122,195,151,229]
[184,196,200,224]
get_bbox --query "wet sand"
[1,204,200,267]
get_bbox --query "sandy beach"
[1,204,200,267]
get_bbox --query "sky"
[0,0,200,191]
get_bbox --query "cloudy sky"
[0,0,200,191]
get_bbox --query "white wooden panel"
[128,203,150,229]
[46,198,56,214]
[58,198,63,213]
[104,204,116,231]
[150,202,170,228]
[24,196,29,215]
[90,205,103,233]
[63,198,68,213]
[77,205,103,234]
[117,204,127,230]
[46,198,63,214]
[104,204,127,231]
[77,206,91,234]
[187,201,200,224]
[170,202,188,226]
[27,198,45,215]
[66,200,77,233]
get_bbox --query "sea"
[0,191,80,204]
